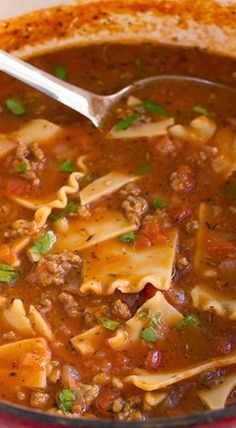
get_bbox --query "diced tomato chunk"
[135,234,152,250]
[6,178,31,196]
[135,221,168,250]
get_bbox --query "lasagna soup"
[0,44,235,420]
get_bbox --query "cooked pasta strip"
[191,284,236,320]
[169,116,217,144]
[0,135,15,159]
[126,352,236,391]
[71,325,109,356]
[109,291,183,351]
[0,120,60,160]
[28,305,54,341]
[55,209,137,251]
[108,118,174,139]
[1,299,35,337]
[212,127,236,178]
[76,155,89,174]
[11,119,60,145]
[11,172,82,211]
[81,229,178,295]
[198,372,236,410]
[80,171,138,206]
[0,338,50,389]
[144,391,167,407]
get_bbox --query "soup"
[0,43,235,421]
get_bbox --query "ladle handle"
[0,49,103,127]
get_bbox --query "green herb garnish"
[55,65,67,80]
[28,231,57,262]
[120,231,137,244]
[193,105,209,116]
[15,162,28,173]
[151,198,166,209]
[141,327,158,343]
[141,101,168,116]
[49,201,80,223]
[59,159,75,173]
[151,312,161,327]
[0,264,19,283]
[177,314,201,330]
[58,389,75,413]
[135,57,142,73]
[6,98,26,115]
[115,112,140,131]
[136,163,153,175]
[100,317,119,331]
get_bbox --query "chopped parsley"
[135,57,142,73]
[193,105,209,116]
[59,159,75,173]
[6,98,26,115]
[120,231,137,244]
[141,100,168,116]
[58,389,75,413]
[55,65,67,80]
[150,312,161,327]
[115,112,141,131]
[49,201,80,223]
[0,264,19,283]
[28,231,57,262]
[151,198,166,209]
[177,314,201,330]
[136,163,153,175]
[141,327,158,343]
[15,162,28,173]
[100,317,119,331]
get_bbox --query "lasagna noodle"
[108,118,175,139]
[198,372,236,410]
[0,338,50,389]
[0,119,60,159]
[109,291,183,351]
[79,171,139,206]
[126,353,236,391]
[71,325,109,356]
[80,229,178,295]
[191,284,236,320]
[169,115,217,144]
[55,209,137,251]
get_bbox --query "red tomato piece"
[6,178,31,196]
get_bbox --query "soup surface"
[0,44,235,420]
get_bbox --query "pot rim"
[0,396,236,426]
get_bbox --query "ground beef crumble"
[59,292,80,318]
[35,250,83,287]
[12,141,45,187]
[111,299,132,320]
[120,183,148,226]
